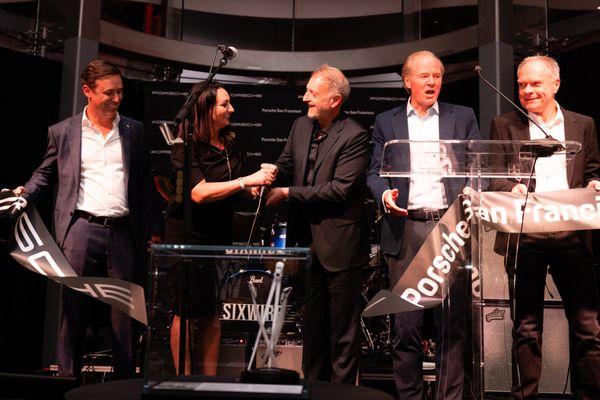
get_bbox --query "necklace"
[209,142,232,181]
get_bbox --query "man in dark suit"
[15,60,161,379]
[267,65,370,383]
[367,50,479,400]
[489,55,600,400]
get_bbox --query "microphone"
[475,65,565,157]
[175,46,238,122]
[218,45,238,61]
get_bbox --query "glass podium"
[143,245,311,399]
[367,139,581,398]
[379,139,581,181]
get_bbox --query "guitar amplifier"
[257,343,303,377]
[482,304,570,394]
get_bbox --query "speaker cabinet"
[217,343,304,378]
[217,343,246,377]
[482,305,570,394]
[257,345,303,377]
[480,229,561,301]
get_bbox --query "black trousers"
[388,219,467,400]
[58,216,137,379]
[302,253,363,383]
[508,232,600,400]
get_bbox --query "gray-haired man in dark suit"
[267,65,370,383]
[490,55,600,400]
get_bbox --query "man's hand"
[13,186,25,196]
[587,180,600,191]
[147,235,162,252]
[150,235,162,244]
[511,183,528,196]
[383,189,408,217]
[250,186,262,200]
[261,163,278,177]
[0,189,28,218]
[267,187,289,207]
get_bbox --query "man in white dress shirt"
[367,50,480,400]
[16,60,161,379]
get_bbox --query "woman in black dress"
[165,82,276,375]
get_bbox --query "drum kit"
[146,199,438,375]
[360,245,392,356]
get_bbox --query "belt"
[407,208,447,221]
[74,210,129,227]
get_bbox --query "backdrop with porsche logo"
[142,81,406,209]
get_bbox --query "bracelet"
[238,177,246,191]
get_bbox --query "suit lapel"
[437,104,455,201]
[69,115,82,188]
[512,113,530,140]
[297,119,313,183]
[438,103,456,140]
[313,118,343,172]
[119,117,131,188]
[563,109,578,187]
[392,104,409,140]
[391,104,410,203]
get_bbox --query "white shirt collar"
[528,101,563,128]
[407,98,439,117]
[82,106,120,130]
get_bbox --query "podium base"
[144,374,308,399]
[240,368,300,385]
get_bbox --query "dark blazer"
[366,101,480,256]
[23,113,161,251]
[489,108,600,255]
[275,115,370,272]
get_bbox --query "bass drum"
[220,268,274,304]
[219,268,275,333]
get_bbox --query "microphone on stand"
[475,65,565,157]
[218,45,238,61]
[175,46,239,122]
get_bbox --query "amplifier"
[482,304,570,394]
[257,344,303,377]
[480,229,561,301]
[217,343,246,377]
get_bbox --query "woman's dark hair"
[80,59,122,89]
[190,81,234,149]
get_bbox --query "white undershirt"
[76,107,129,217]
[529,102,569,193]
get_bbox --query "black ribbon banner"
[363,188,600,317]
[363,196,473,316]
[8,206,148,325]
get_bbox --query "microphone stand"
[174,54,232,376]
